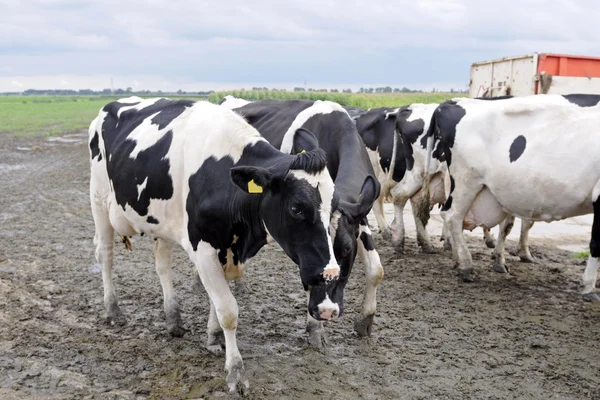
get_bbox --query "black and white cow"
[354,105,506,253]
[88,96,344,393]
[422,93,600,301]
[220,96,383,344]
[394,103,536,273]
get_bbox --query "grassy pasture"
[208,90,465,109]
[0,91,465,137]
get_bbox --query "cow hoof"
[381,229,392,240]
[492,262,509,274]
[105,314,127,326]
[582,292,600,302]
[168,324,188,338]
[207,331,226,356]
[458,268,476,282]
[519,254,536,263]
[443,240,452,251]
[485,238,497,249]
[105,304,127,326]
[234,279,250,296]
[166,310,186,337]
[421,246,437,254]
[393,240,405,254]
[226,361,249,395]
[354,314,374,337]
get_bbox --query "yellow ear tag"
[247,179,263,194]
[300,150,306,153]
[358,192,363,200]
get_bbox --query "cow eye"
[290,205,303,216]
[343,244,352,256]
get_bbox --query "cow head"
[230,128,343,321]
[329,175,380,285]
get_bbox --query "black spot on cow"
[427,101,467,167]
[147,216,159,224]
[359,221,375,251]
[150,100,194,129]
[442,196,453,211]
[100,99,195,217]
[90,131,101,161]
[563,94,600,107]
[354,107,400,175]
[509,135,527,163]
[396,107,426,173]
[441,175,455,212]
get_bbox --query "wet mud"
[1,133,599,399]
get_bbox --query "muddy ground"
[1,132,599,400]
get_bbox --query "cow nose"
[320,308,338,320]
[315,296,340,321]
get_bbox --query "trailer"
[469,52,600,98]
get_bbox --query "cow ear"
[230,166,273,194]
[291,128,319,154]
[350,176,380,220]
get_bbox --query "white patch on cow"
[137,177,148,201]
[288,168,339,280]
[116,97,162,118]
[384,108,400,120]
[127,111,175,159]
[219,95,252,109]
[316,294,339,320]
[280,100,347,154]
[357,223,383,316]
[329,210,341,239]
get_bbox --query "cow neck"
[330,134,368,203]
[230,146,294,264]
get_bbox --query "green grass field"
[0,91,465,137]
[208,90,465,109]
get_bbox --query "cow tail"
[382,128,400,202]
[415,113,437,227]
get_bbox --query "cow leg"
[190,243,248,393]
[390,196,407,252]
[492,215,514,274]
[207,299,226,354]
[154,238,186,337]
[372,194,390,238]
[91,200,126,326]
[354,219,384,337]
[518,219,535,263]
[441,221,452,250]
[306,308,327,348]
[483,227,497,249]
[410,198,435,253]
[190,272,226,347]
[442,182,483,282]
[583,190,600,302]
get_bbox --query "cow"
[394,103,535,273]
[220,96,383,345]
[88,96,345,393]
[354,105,506,253]
[343,105,367,120]
[421,93,600,302]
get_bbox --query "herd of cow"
[87,92,600,393]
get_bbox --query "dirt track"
[1,133,599,400]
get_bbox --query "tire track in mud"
[1,134,600,399]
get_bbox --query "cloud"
[11,80,23,87]
[1,0,600,91]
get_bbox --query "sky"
[2,0,600,92]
